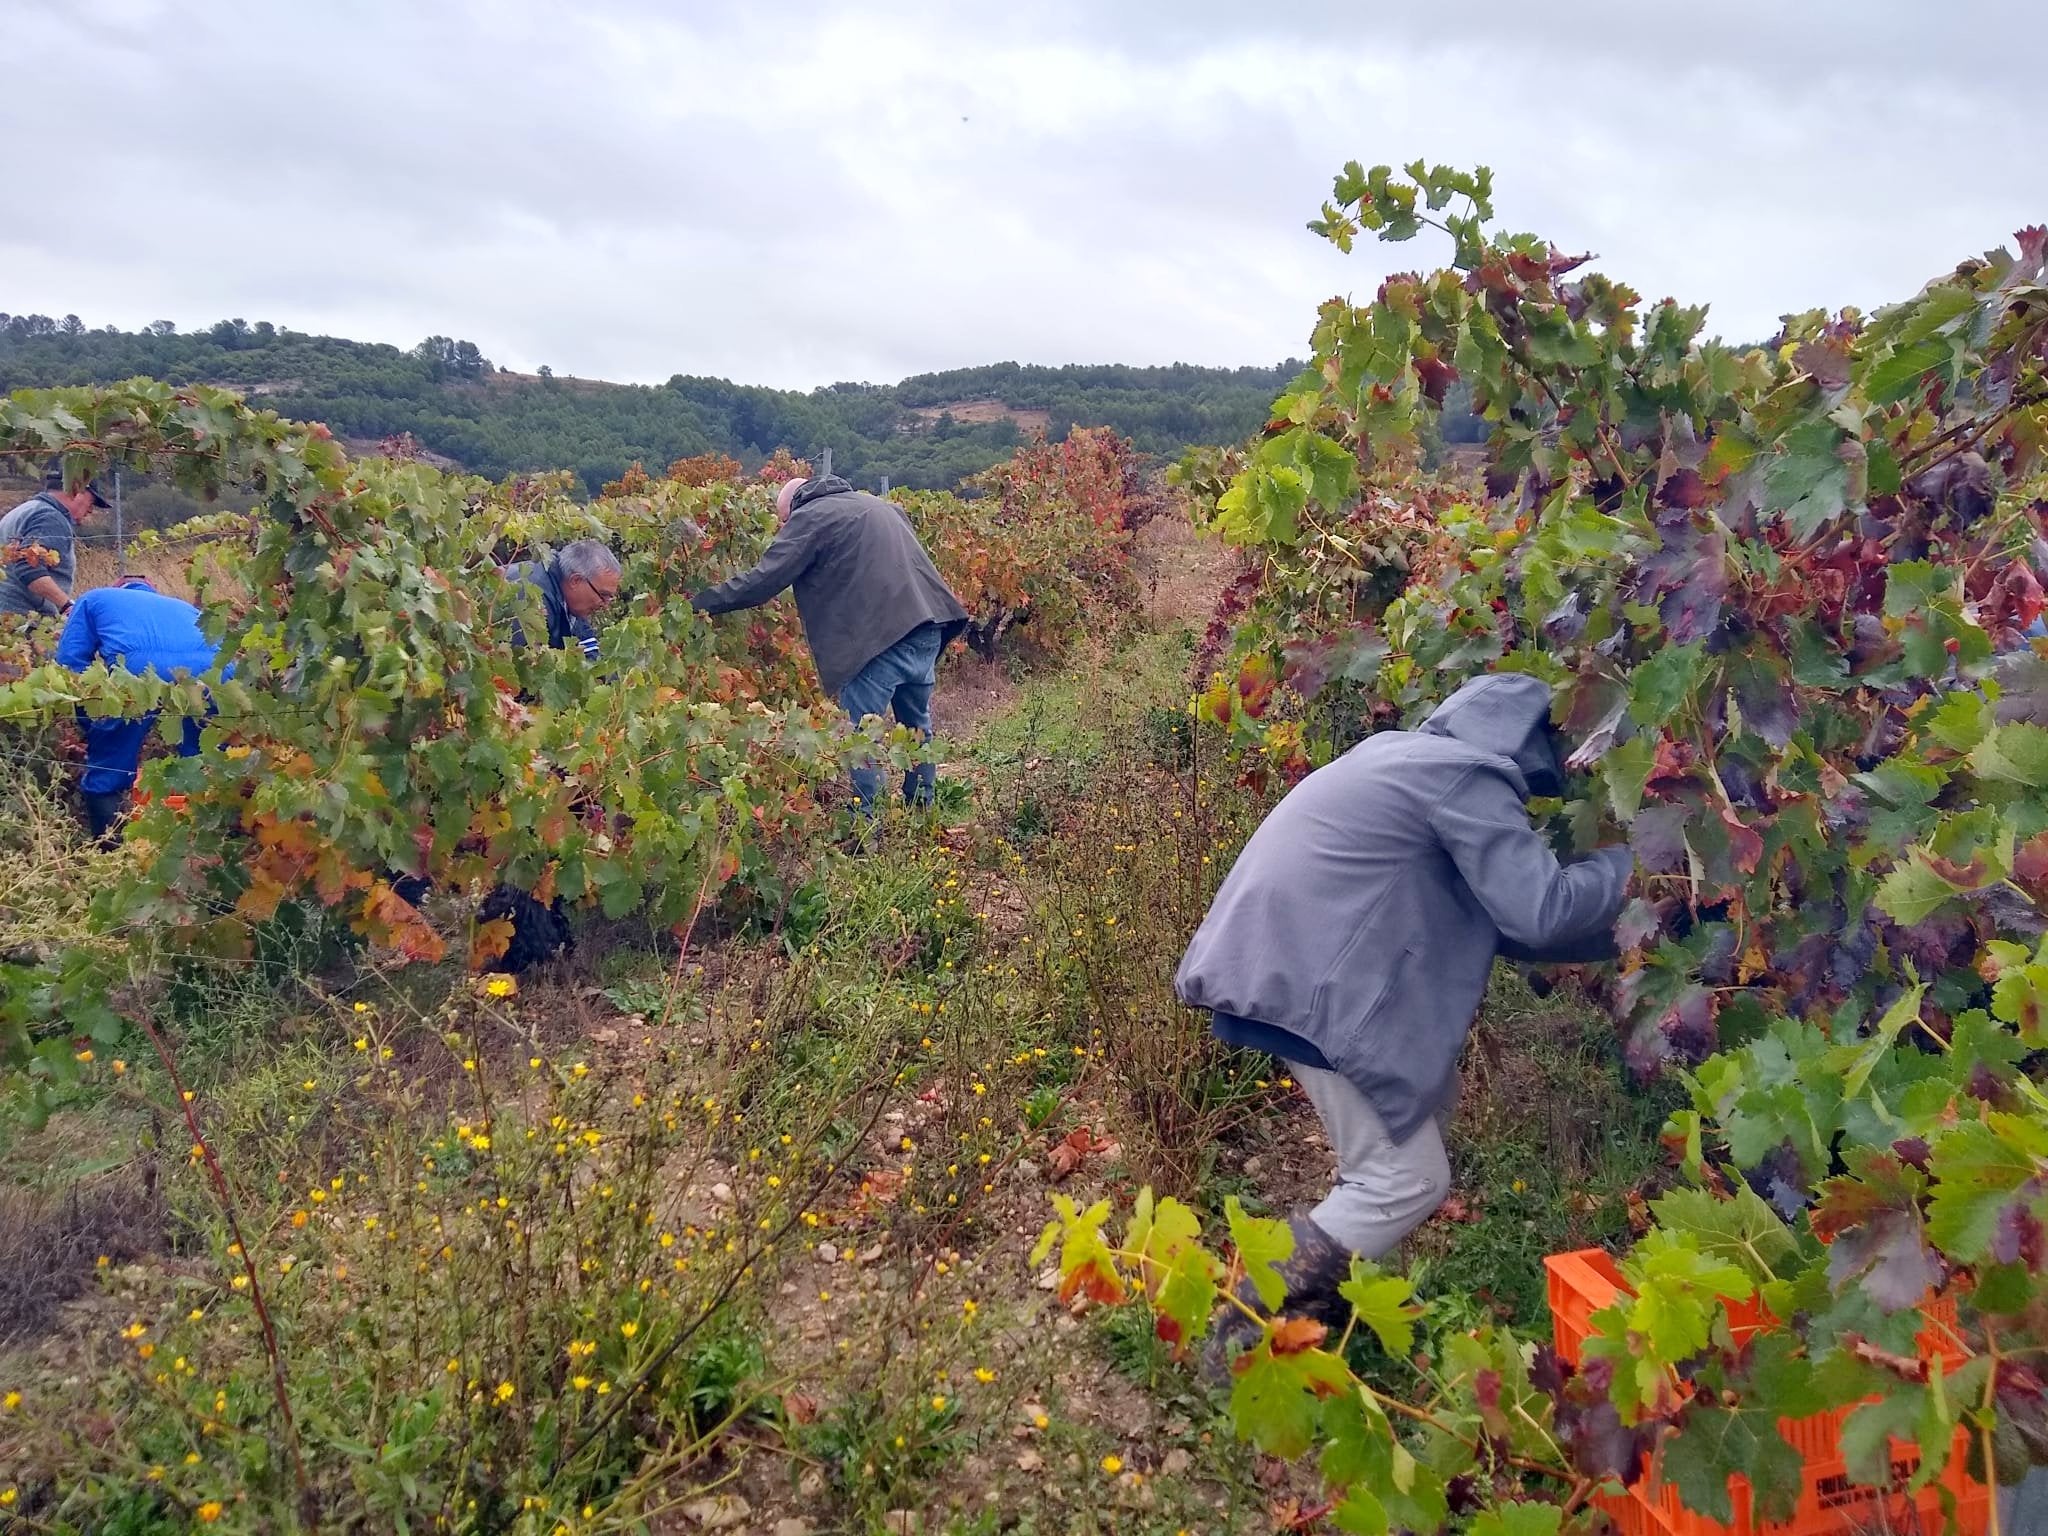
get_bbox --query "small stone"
[1016,1449,1044,1472]
[1161,1448,1192,1477]
[773,1521,812,1536]
[857,1241,885,1264]
[681,1494,751,1529]
[882,1512,920,1535]
[1035,1265,1059,1290]
[798,1469,826,1499]
[1012,1159,1041,1184]
[709,1182,732,1203]
[817,1242,838,1264]
[1242,1156,1264,1177]
[779,1282,798,1297]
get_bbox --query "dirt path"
[930,513,1233,744]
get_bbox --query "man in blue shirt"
[54,577,221,841]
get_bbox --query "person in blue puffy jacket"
[54,577,222,841]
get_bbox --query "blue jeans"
[838,623,943,812]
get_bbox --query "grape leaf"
[1924,1115,2048,1264]
[1226,1195,1294,1313]
[1648,1184,1800,1283]
[1600,733,1657,820]
[1228,1342,1351,1458]
[1628,643,1707,729]
[1971,722,2048,788]
[1826,1209,1944,1315]
[1631,805,1692,873]
[1337,1265,1420,1357]
[1660,1403,1804,1525]
[1863,339,1953,406]
[1875,851,1966,926]
[1467,1505,1563,1536]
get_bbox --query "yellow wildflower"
[1101,1455,1123,1475]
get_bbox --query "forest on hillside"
[0,312,1331,497]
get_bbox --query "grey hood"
[1418,673,1563,799]
[1174,667,1629,1141]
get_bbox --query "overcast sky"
[6,0,2040,391]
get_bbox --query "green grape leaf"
[1226,1195,1294,1313]
[1467,1505,1564,1536]
[1332,1490,1387,1535]
[1875,851,1966,926]
[1924,1114,2048,1266]
[1924,690,1993,753]
[1660,1401,1805,1525]
[1619,1229,1755,1366]
[1990,964,2048,1046]
[1628,642,1707,728]
[1647,1184,1800,1285]
[1972,722,2048,788]
[1228,1343,1351,1458]
[1863,339,1953,406]
[1600,732,1657,820]
[1337,1265,1420,1357]
[1154,1245,1220,1349]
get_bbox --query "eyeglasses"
[574,574,619,606]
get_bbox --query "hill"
[0,311,1303,498]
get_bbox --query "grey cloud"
[5,0,2042,388]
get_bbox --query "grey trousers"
[1296,1065,1453,1258]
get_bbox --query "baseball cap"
[42,456,111,509]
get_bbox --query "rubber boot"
[1200,1211,1353,1383]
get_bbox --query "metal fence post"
[818,446,832,479]
[113,463,124,576]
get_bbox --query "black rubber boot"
[1200,1212,1353,1383]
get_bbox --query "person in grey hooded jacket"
[691,475,968,811]
[1176,672,1632,1353]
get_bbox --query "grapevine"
[1144,160,2048,1527]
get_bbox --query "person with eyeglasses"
[503,538,620,654]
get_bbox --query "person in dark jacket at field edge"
[691,475,968,813]
[1175,672,1634,1369]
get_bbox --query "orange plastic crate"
[1542,1249,1991,1536]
